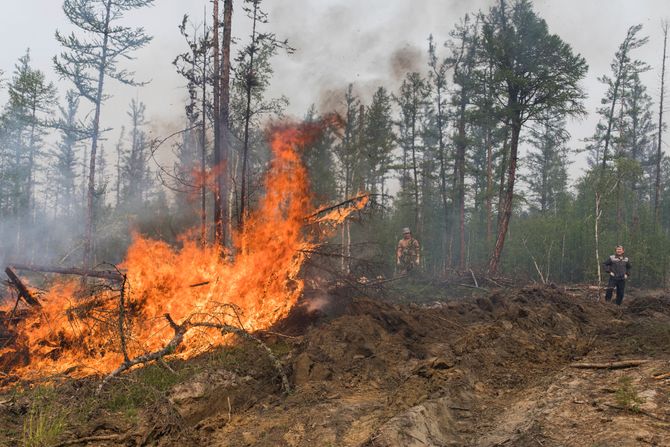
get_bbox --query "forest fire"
[0,125,367,383]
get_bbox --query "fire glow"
[0,125,368,381]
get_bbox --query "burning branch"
[304,193,370,223]
[9,263,124,282]
[117,274,130,363]
[4,267,40,308]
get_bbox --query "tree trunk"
[655,22,668,222]
[601,49,627,169]
[497,125,510,227]
[83,0,112,269]
[239,1,259,232]
[594,192,603,297]
[485,124,493,243]
[212,0,223,246]
[410,115,420,236]
[455,97,467,269]
[219,0,233,247]
[435,83,449,270]
[489,119,520,274]
[200,18,208,247]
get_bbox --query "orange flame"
[1,125,368,380]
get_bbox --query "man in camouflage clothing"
[396,227,420,275]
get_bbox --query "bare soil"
[1,284,669,446]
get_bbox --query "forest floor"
[1,282,669,446]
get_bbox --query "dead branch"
[570,360,649,370]
[521,238,546,284]
[9,263,123,282]
[4,267,40,307]
[190,321,290,394]
[118,274,129,363]
[602,403,668,422]
[653,372,670,380]
[97,313,291,395]
[453,283,489,292]
[563,285,601,291]
[469,269,479,288]
[97,313,188,394]
[50,434,126,447]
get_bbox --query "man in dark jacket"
[603,245,631,305]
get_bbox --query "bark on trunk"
[212,0,222,245]
[655,23,668,221]
[83,0,112,269]
[489,120,521,273]
[219,0,233,247]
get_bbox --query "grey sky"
[1,0,669,181]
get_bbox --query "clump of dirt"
[1,285,669,446]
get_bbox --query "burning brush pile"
[0,125,368,388]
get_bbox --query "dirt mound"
[627,293,670,316]
[1,285,669,446]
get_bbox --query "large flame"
[0,125,367,381]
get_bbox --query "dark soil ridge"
[1,285,669,446]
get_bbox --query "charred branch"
[9,263,124,282]
[98,312,291,395]
[4,267,40,308]
[97,313,188,394]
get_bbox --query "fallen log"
[570,360,649,370]
[4,267,40,307]
[9,263,124,282]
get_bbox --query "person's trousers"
[605,277,626,305]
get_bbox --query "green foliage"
[21,387,67,447]
[614,375,644,412]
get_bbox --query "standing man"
[396,227,420,275]
[603,245,631,305]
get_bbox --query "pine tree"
[53,90,86,215]
[428,35,451,266]
[54,0,154,267]
[302,105,338,203]
[524,111,570,214]
[482,0,587,273]
[120,99,151,207]
[595,24,649,169]
[364,87,395,202]
[236,0,291,230]
[448,14,479,269]
[0,49,57,259]
[394,72,431,236]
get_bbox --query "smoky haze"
[1,1,668,167]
